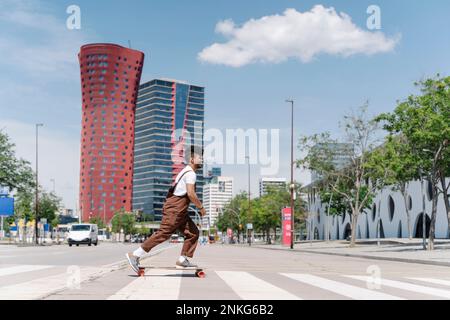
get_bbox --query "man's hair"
[184,145,203,164]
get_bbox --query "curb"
[247,245,450,268]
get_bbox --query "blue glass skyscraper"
[132,79,204,222]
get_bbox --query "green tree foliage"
[299,105,389,247]
[137,226,150,236]
[376,75,450,249]
[88,216,106,229]
[111,209,136,237]
[366,135,420,239]
[14,189,34,222]
[0,131,34,192]
[216,185,305,244]
[37,191,62,223]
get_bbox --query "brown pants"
[141,195,199,258]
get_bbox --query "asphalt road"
[2,242,450,300]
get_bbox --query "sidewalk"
[0,239,62,246]
[246,238,450,267]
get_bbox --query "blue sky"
[0,0,449,210]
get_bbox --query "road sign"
[246,223,253,230]
[0,197,14,216]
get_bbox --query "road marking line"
[346,276,450,299]
[408,278,450,287]
[282,274,403,300]
[0,265,53,277]
[0,267,110,300]
[107,269,182,300]
[216,271,301,300]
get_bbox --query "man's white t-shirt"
[173,166,196,196]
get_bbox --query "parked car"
[97,229,107,241]
[67,224,98,247]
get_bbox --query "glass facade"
[133,79,204,221]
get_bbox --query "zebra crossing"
[1,264,450,300]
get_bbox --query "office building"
[132,79,205,222]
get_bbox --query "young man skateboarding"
[126,148,206,273]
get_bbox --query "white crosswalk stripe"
[4,265,450,300]
[346,276,450,299]
[281,273,404,300]
[216,271,301,300]
[407,278,450,287]
[0,266,111,300]
[0,265,53,277]
[107,269,183,300]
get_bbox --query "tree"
[15,189,34,222]
[37,191,62,223]
[257,183,305,243]
[369,135,419,239]
[111,209,136,239]
[376,75,450,249]
[299,104,388,247]
[0,131,34,192]
[217,185,306,244]
[89,216,106,229]
[51,216,60,229]
[137,226,150,236]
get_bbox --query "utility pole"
[246,155,252,246]
[35,123,43,245]
[50,179,55,194]
[286,99,295,249]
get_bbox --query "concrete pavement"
[248,239,450,267]
[2,242,450,300]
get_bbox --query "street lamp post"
[50,179,55,194]
[35,123,43,245]
[245,155,252,246]
[286,99,295,249]
[89,167,94,224]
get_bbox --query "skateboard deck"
[137,266,206,278]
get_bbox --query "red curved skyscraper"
[78,43,144,223]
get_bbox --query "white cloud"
[0,0,88,76]
[198,5,400,67]
[0,1,86,211]
[0,119,80,211]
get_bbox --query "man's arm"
[186,183,206,216]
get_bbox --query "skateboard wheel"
[196,271,206,278]
[138,268,145,277]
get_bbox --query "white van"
[68,224,98,247]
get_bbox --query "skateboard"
[137,266,206,278]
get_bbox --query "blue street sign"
[0,197,14,216]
